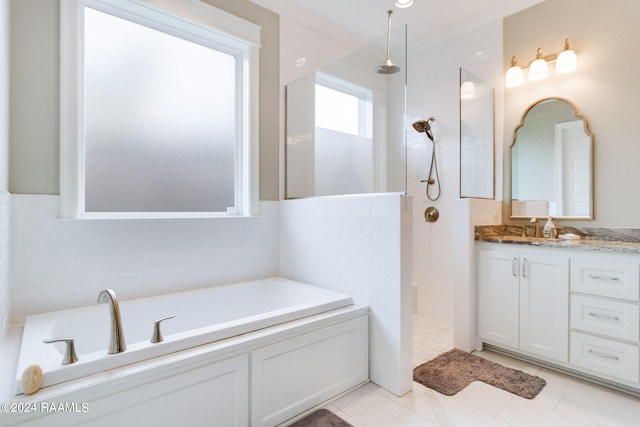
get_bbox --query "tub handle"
[151,315,176,343]
[43,338,79,365]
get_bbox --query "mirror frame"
[509,97,594,219]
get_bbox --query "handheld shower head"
[412,119,431,134]
[412,117,435,140]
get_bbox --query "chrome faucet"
[97,289,126,354]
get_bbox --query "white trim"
[60,0,261,218]
[410,0,545,52]
[60,0,84,218]
[249,0,362,49]
[122,0,260,47]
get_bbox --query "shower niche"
[285,26,407,199]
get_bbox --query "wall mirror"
[460,68,494,199]
[510,98,593,219]
[285,26,407,199]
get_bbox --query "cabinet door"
[519,253,569,362]
[478,248,520,348]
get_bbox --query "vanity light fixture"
[528,48,549,81]
[505,56,524,87]
[394,0,414,8]
[505,39,577,87]
[556,39,578,74]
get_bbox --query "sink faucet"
[530,217,539,238]
[97,289,126,354]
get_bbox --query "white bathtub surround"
[3,302,368,427]
[16,278,352,391]
[279,193,413,396]
[9,194,280,322]
[0,191,10,340]
[452,198,501,351]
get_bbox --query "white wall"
[10,196,280,322]
[0,0,9,340]
[408,21,504,324]
[280,193,413,396]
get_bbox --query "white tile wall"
[279,193,413,396]
[407,20,504,325]
[0,191,9,338]
[452,198,502,352]
[9,195,280,322]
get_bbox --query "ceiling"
[251,0,543,46]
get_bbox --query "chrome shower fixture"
[414,116,441,201]
[375,10,400,74]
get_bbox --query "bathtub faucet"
[97,289,127,354]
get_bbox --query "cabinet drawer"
[570,258,639,300]
[570,295,639,341]
[570,332,639,382]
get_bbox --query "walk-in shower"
[285,21,407,199]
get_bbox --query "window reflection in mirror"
[459,68,494,199]
[510,98,593,219]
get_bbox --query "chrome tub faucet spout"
[97,289,126,354]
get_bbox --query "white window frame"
[60,0,261,218]
[315,72,373,138]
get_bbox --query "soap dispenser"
[543,217,555,239]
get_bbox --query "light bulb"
[394,0,414,8]
[556,39,577,74]
[460,81,475,99]
[528,48,548,81]
[505,56,524,88]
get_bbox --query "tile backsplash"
[9,195,280,322]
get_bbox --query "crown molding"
[249,0,364,49]
[409,0,545,53]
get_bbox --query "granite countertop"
[475,225,640,254]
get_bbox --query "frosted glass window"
[84,7,237,213]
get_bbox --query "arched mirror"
[510,98,593,219]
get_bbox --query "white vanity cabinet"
[477,241,640,392]
[478,243,569,363]
[569,254,640,383]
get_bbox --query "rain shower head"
[375,10,400,75]
[376,59,401,75]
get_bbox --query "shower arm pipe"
[384,9,393,63]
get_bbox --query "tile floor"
[318,316,640,427]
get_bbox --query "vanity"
[472,96,640,395]
[476,230,640,394]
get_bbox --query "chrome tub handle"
[151,315,176,343]
[43,337,79,365]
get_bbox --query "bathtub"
[15,277,354,393]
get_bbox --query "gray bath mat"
[413,348,546,399]
[288,409,353,427]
